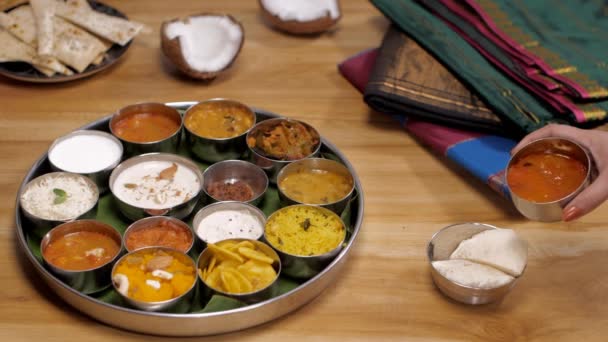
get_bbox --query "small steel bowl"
[197,238,281,304]
[427,222,522,305]
[506,137,592,222]
[202,160,268,206]
[109,153,204,222]
[123,216,195,255]
[263,204,346,279]
[110,102,183,157]
[111,247,197,312]
[246,118,321,183]
[48,130,123,194]
[40,219,122,294]
[192,201,266,247]
[183,99,256,163]
[19,172,99,238]
[277,158,354,214]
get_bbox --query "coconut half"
[259,0,341,35]
[161,14,244,80]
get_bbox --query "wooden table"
[2,1,608,340]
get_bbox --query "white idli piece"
[432,259,514,289]
[450,228,527,277]
[30,0,56,56]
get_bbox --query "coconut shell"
[258,0,341,35]
[160,13,244,80]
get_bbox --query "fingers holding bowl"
[563,170,608,221]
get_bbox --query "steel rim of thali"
[14,101,364,336]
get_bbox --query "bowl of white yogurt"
[192,201,266,246]
[109,153,204,221]
[48,130,123,194]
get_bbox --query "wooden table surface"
[2,1,608,341]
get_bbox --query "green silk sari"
[370,0,608,133]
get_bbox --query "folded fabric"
[458,0,608,100]
[370,0,607,134]
[338,48,515,197]
[364,26,505,134]
[417,0,608,125]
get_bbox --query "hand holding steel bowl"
[509,124,604,222]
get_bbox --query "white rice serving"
[20,172,98,221]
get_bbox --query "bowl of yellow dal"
[276,158,354,214]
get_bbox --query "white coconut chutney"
[196,208,264,243]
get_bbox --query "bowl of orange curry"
[123,216,195,254]
[506,137,592,221]
[110,102,183,157]
[41,219,123,294]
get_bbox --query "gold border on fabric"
[493,84,540,124]
[370,81,501,122]
[578,104,607,120]
[476,0,608,99]
[412,7,541,125]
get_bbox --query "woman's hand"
[511,124,608,221]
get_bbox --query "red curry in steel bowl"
[507,151,587,203]
[506,137,592,221]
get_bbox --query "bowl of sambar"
[276,158,354,214]
[183,99,256,163]
[506,137,592,222]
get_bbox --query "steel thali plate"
[14,101,364,336]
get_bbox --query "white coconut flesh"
[261,0,340,22]
[164,16,242,73]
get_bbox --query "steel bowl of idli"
[427,222,527,305]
